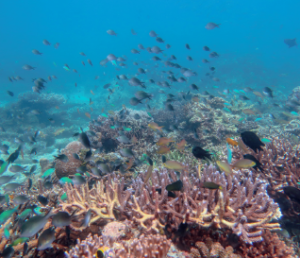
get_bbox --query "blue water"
[0,0,299,104]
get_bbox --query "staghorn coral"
[55,141,84,178]
[58,164,281,244]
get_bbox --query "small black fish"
[23,242,28,255]
[85,149,92,160]
[72,153,80,160]
[54,154,69,163]
[7,91,14,97]
[284,38,297,48]
[147,156,153,166]
[202,182,222,190]
[43,181,53,189]
[28,178,32,190]
[166,180,183,191]
[79,128,91,149]
[37,195,48,206]
[162,155,167,163]
[30,147,37,155]
[155,188,176,198]
[283,186,300,203]
[66,225,71,239]
[243,154,263,172]
[1,245,14,258]
[166,103,174,111]
[241,131,265,153]
[240,95,250,101]
[6,145,21,164]
[263,87,273,98]
[29,165,37,174]
[192,146,211,161]
[176,222,189,237]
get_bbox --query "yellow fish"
[54,128,65,136]
[163,160,185,171]
[148,122,163,132]
[232,159,256,169]
[216,161,232,176]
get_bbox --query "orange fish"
[85,112,91,119]
[176,139,187,150]
[77,108,80,115]
[55,106,59,109]
[156,146,170,154]
[148,122,163,132]
[156,137,174,146]
[90,90,95,95]
[226,138,238,146]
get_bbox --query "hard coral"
[190,240,241,258]
[65,233,171,258]
[238,229,295,258]
[206,97,226,109]
[232,138,300,191]
[59,165,281,244]
[55,141,83,178]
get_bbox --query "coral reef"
[65,233,171,258]
[232,137,300,190]
[55,141,84,178]
[59,164,281,244]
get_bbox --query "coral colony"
[1,20,300,258]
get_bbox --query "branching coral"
[59,165,281,244]
[232,137,300,190]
